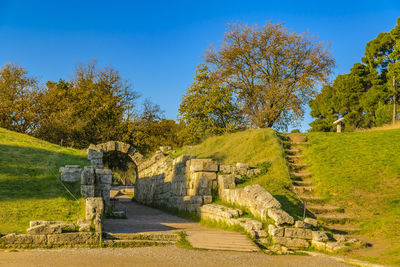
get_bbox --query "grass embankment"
[173,129,303,219]
[305,129,400,265]
[0,128,88,234]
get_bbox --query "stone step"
[103,239,175,247]
[325,224,361,234]
[306,205,344,214]
[293,186,315,193]
[293,180,312,186]
[104,232,178,241]
[186,230,259,252]
[285,149,302,154]
[289,142,309,146]
[298,194,325,204]
[290,163,310,169]
[317,213,354,224]
[287,154,304,159]
[290,171,312,178]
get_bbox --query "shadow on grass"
[0,144,87,201]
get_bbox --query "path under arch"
[103,200,259,252]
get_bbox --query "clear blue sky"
[1,0,399,131]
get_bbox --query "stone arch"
[87,141,144,182]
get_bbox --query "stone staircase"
[284,134,360,235]
[103,232,178,247]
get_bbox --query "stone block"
[268,224,284,237]
[90,159,104,169]
[0,234,47,246]
[81,166,95,185]
[325,241,347,252]
[312,231,329,242]
[87,149,103,160]
[47,232,100,246]
[190,172,217,196]
[27,224,62,235]
[284,228,312,240]
[202,195,213,204]
[28,221,75,232]
[304,218,318,227]
[77,219,91,232]
[81,185,95,198]
[173,155,196,165]
[116,142,130,153]
[85,197,104,221]
[189,159,218,172]
[60,166,81,182]
[312,240,326,250]
[159,146,172,152]
[267,208,294,226]
[219,164,233,174]
[218,174,235,189]
[190,196,203,204]
[294,220,311,229]
[272,236,310,249]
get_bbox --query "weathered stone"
[272,236,309,249]
[173,155,196,165]
[81,166,95,185]
[312,240,326,250]
[87,149,103,160]
[325,241,347,252]
[268,224,284,237]
[284,228,312,240]
[27,224,62,235]
[333,234,346,242]
[237,218,263,231]
[189,159,218,172]
[202,195,212,204]
[29,221,75,232]
[236,163,249,169]
[77,219,91,232]
[268,208,294,226]
[90,159,104,169]
[60,166,81,182]
[304,218,318,227]
[0,234,47,246]
[85,197,104,221]
[312,231,329,242]
[47,232,100,246]
[81,185,95,198]
[219,164,233,174]
[189,172,217,196]
[294,220,311,229]
[159,146,172,152]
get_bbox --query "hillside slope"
[305,129,400,265]
[174,129,303,218]
[0,128,88,234]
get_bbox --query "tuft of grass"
[0,127,88,234]
[173,129,303,219]
[176,231,194,249]
[304,129,400,266]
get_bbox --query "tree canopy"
[203,22,335,130]
[310,18,400,131]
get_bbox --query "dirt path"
[103,201,258,251]
[0,246,352,267]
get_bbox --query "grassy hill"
[174,129,303,218]
[304,129,400,265]
[0,128,88,234]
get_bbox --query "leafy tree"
[204,22,335,130]
[310,18,400,131]
[0,63,40,134]
[179,64,244,144]
[37,62,139,148]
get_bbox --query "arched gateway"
[87,141,144,181]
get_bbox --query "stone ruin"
[59,141,144,207]
[135,148,361,253]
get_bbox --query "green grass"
[173,129,303,219]
[0,127,88,234]
[304,129,400,266]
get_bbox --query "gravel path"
[0,246,351,267]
